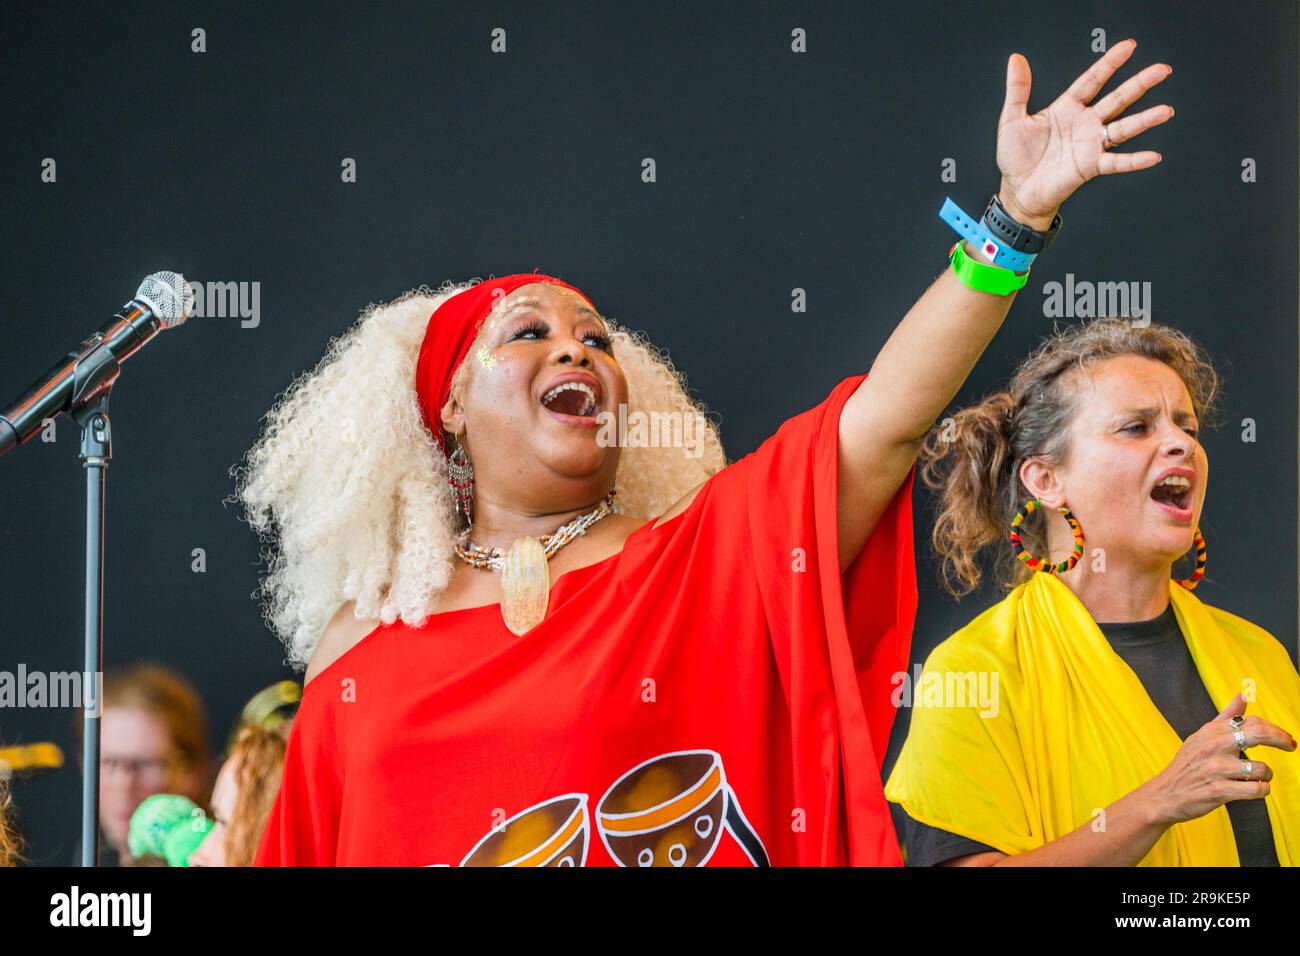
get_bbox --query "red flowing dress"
[254,374,916,866]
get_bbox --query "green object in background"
[127,793,213,866]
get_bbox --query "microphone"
[0,271,192,458]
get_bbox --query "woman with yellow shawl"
[885,318,1300,866]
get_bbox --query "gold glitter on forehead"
[486,288,606,332]
[552,286,602,316]
[475,343,499,370]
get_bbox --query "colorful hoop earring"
[1009,499,1085,575]
[1174,528,1207,590]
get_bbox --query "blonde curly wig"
[232,279,728,669]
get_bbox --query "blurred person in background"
[189,719,293,867]
[191,681,299,867]
[74,662,212,865]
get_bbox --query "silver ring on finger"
[1238,759,1254,781]
[1103,123,1115,149]
[1230,715,1249,751]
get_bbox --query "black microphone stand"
[1,274,188,866]
[67,342,122,868]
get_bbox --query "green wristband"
[948,240,1030,296]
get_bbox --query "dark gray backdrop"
[1,1,1294,865]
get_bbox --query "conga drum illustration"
[596,750,769,867]
[459,793,590,867]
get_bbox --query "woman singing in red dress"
[243,41,1174,866]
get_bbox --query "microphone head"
[135,271,192,327]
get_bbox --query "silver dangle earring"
[446,442,475,529]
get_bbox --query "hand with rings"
[1146,693,1297,827]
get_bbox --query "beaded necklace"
[453,492,618,635]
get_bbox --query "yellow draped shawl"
[885,572,1300,865]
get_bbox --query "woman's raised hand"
[995,38,1174,229]
[1145,693,1297,827]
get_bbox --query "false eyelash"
[512,320,613,351]
[510,320,550,339]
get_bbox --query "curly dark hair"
[920,317,1221,597]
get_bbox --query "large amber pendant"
[499,536,549,636]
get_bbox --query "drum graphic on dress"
[459,793,589,867]
[595,749,770,867]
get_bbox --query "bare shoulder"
[651,479,708,530]
[304,600,380,688]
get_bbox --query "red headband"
[414,272,595,454]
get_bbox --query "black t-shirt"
[899,603,1280,867]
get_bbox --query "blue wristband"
[939,197,1035,272]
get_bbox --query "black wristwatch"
[981,193,1062,254]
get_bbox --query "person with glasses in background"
[73,663,212,865]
